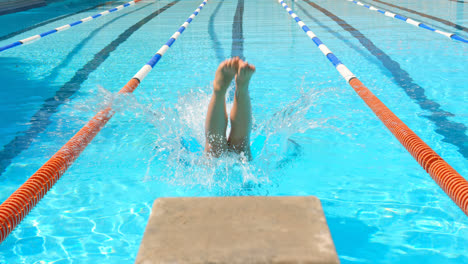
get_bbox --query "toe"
[239,61,247,73]
[232,57,240,69]
[219,60,228,69]
[230,58,237,69]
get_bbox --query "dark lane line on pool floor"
[208,0,226,63]
[46,2,156,84]
[295,4,381,68]
[371,0,468,34]
[0,1,118,42]
[226,0,245,101]
[0,0,180,176]
[231,0,245,60]
[0,1,46,16]
[300,0,468,159]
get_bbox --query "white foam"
[81,16,93,23]
[171,32,181,39]
[384,11,396,18]
[318,44,332,56]
[20,35,40,44]
[133,65,153,81]
[306,31,316,39]
[406,18,420,26]
[336,64,356,82]
[157,45,170,56]
[55,25,71,31]
[435,30,453,38]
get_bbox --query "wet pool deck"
[135,196,339,264]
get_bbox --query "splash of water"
[73,84,328,195]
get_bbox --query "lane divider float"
[345,0,468,43]
[0,0,144,53]
[279,0,468,215]
[0,0,209,243]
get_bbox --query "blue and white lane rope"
[345,0,468,44]
[0,0,143,53]
[278,0,468,216]
[131,0,208,83]
[278,0,356,82]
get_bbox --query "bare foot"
[213,57,240,95]
[235,61,256,97]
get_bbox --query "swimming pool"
[0,0,467,262]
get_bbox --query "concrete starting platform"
[135,196,339,264]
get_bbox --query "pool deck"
[135,196,339,264]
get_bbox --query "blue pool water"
[0,0,467,262]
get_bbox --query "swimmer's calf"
[205,57,255,160]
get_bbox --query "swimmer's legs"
[205,57,240,157]
[228,61,255,159]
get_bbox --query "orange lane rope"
[0,78,138,242]
[279,0,468,216]
[0,0,210,243]
[349,78,468,214]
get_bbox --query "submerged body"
[204,57,255,160]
